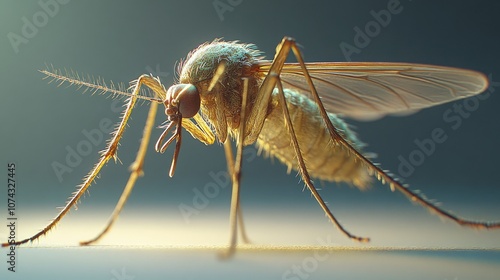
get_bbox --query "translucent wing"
[259,62,489,120]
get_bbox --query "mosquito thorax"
[176,40,264,140]
[164,83,200,119]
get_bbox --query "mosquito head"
[164,83,200,119]
[156,83,200,177]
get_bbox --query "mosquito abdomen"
[257,89,372,189]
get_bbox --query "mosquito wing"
[259,62,489,120]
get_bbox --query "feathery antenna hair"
[40,65,163,103]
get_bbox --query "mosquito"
[3,37,499,256]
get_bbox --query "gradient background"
[1,0,499,279]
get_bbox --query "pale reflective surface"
[2,246,499,280]
[8,205,500,248]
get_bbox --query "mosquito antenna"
[40,65,163,103]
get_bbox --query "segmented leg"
[220,78,250,258]
[283,37,500,230]
[81,92,159,245]
[1,75,163,247]
[274,74,369,242]
[243,37,369,242]
[222,141,251,244]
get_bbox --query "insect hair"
[40,64,162,103]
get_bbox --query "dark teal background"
[1,1,499,279]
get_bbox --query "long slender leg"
[220,78,250,258]
[80,95,159,245]
[274,75,369,242]
[245,38,293,144]
[237,205,251,243]
[1,75,163,247]
[243,37,368,242]
[223,141,251,244]
[243,36,498,246]
[223,142,251,243]
[284,38,500,229]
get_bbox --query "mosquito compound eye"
[177,84,200,118]
[165,84,200,118]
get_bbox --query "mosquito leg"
[237,205,251,244]
[80,95,159,245]
[286,40,500,230]
[242,37,368,242]
[274,75,369,242]
[220,78,250,258]
[1,75,164,247]
[223,141,251,244]
[222,140,239,257]
[245,37,295,144]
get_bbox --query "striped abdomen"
[256,89,372,189]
